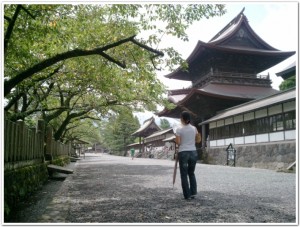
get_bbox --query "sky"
[135,1,298,126]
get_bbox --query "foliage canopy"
[4,4,226,142]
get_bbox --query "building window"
[209,109,295,141]
[284,110,296,130]
[229,124,235,137]
[256,117,269,134]
[270,114,284,132]
[234,122,243,136]
[244,119,256,136]
[224,125,230,138]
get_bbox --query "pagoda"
[157,8,295,146]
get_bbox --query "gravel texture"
[7,153,297,224]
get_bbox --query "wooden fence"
[4,114,72,169]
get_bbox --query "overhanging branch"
[4,35,164,97]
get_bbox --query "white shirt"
[175,124,197,152]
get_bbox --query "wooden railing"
[4,114,72,168]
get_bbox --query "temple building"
[157,8,296,169]
[131,117,161,153]
[200,87,296,169]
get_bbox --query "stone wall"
[206,141,296,170]
[4,156,70,221]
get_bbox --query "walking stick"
[172,150,178,188]
[172,124,179,188]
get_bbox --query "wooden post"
[30,127,36,159]
[11,122,17,162]
[16,121,25,161]
[4,117,10,162]
[139,136,141,153]
[46,126,53,160]
[37,120,45,160]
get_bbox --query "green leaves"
[99,108,140,155]
[4,4,226,142]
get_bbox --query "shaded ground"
[7,153,297,224]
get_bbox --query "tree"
[4,4,226,142]
[100,108,140,156]
[279,76,296,91]
[160,118,171,129]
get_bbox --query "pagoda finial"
[240,7,245,14]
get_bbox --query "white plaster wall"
[244,135,256,144]
[225,138,234,145]
[285,130,296,140]
[216,139,225,146]
[234,137,244,145]
[210,140,217,147]
[209,131,295,147]
[256,134,269,143]
[269,132,284,142]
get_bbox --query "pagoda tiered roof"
[165,8,295,82]
[158,8,295,121]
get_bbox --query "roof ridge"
[209,7,245,43]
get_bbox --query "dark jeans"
[178,150,198,199]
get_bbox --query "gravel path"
[8,153,296,224]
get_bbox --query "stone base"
[206,140,296,170]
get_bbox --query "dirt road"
[9,153,297,224]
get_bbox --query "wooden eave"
[157,84,280,119]
[199,88,296,125]
[276,61,296,80]
[165,42,295,80]
[131,117,161,137]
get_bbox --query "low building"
[143,128,176,159]
[131,117,161,153]
[199,87,296,170]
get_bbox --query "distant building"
[143,128,175,159]
[131,117,161,153]
[276,61,296,80]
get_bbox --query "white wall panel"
[210,122,217,129]
[225,118,233,125]
[234,115,243,123]
[225,138,234,145]
[269,132,284,141]
[268,104,282,115]
[256,134,269,143]
[283,101,296,112]
[216,139,225,146]
[210,140,217,147]
[234,137,244,145]
[244,135,256,144]
[285,130,296,140]
[244,112,254,121]
[255,108,267,118]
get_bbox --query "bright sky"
[156,2,298,90]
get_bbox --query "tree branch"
[131,39,164,57]
[4,35,136,97]
[4,5,22,55]
[4,16,11,22]
[20,5,36,19]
